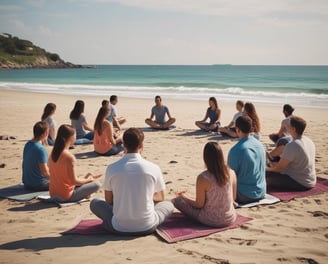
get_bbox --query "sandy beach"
[0,89,327,264]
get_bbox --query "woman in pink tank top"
[172,142,237,227]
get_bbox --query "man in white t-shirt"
[90,128,174,235]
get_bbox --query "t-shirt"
[281,117,291,137]
[152,105,169,124]
[43,116,56,139]
[107,104,116,123]
[232,111,243,124]
[22,141,49,188]
[49,150,75,200]
[104,153,165,232]
[282,136,316,188]
[228,136,266,200]
[71,114,87,139]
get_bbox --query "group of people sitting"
[21,95,316,236]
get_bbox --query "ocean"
[0,65,327,108]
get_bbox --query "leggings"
[52,181,101,203]
[90,198,174,235]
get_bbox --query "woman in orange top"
[94,106,123,156]
[49,124,101,202]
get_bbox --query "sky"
[0,0,328,65]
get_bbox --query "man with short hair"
[145,95,176,129]
[90,127,174,235]
[266,116,316,191]
[22,121,50,191]
[227,116,266,204]
[108,95,126,131]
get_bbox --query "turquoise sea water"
[0,65,327,108]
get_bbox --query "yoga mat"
[141,125,177,132]
[61,219,106,235]
[268,176,328,202]
[237,193,280,208]
[156,212,253,243]
[37,194,89,208]
[0,184,49,202]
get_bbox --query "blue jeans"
[90,198,174,235]
[101,143,124,156]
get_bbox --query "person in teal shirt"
[228,115,266,204]
[22,121,50,191]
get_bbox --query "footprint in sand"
[176,248,229,264]
[226,237,257,246]
[308,211,328,217]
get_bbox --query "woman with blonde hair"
[49,124,101,202]
[172,142,237,227]
[94,106,123,156]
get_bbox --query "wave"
[1,81,327,108]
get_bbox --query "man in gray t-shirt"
[145,95,176,130]
[266,116,316,190]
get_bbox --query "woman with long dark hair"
[49,124,101,202]
[195,97,221,132]
[244,102,261,140]
[69,100,94,140]
[94,106,123,156]
[172,142,237,227]
[41,102,56,145]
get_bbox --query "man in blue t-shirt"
[228,115,266,204]
[22,121,50,191]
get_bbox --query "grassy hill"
[0,33,81,69]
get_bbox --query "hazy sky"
[1,0,328,65]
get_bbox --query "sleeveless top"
[94,126,113,154]
[198,170,237,227]
[207,108,218,125]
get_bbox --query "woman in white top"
[69,100,94,141]
[41,103,57,145]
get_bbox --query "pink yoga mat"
[156,212,253,243]
[62,213,253,243]
[62,219,106,235]
[268,177,328,202]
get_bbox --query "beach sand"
[0,90,327,264]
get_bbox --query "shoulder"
[62,150,76,162]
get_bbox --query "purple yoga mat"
[62,212,253,243]
[268,176,328,202]
[156,212,253,243]
[62,219,107,235]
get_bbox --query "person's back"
[49,149,75,200]
[228,116,266,203]
[90,127,174,235]
[108,153,162,231]
[22,121,50,190]
[22,141,49,189]
[94,121,112,154]
[282,135,316,188]
[198,170,236,227]
[71,115,86,138]
[229,136,266,199]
